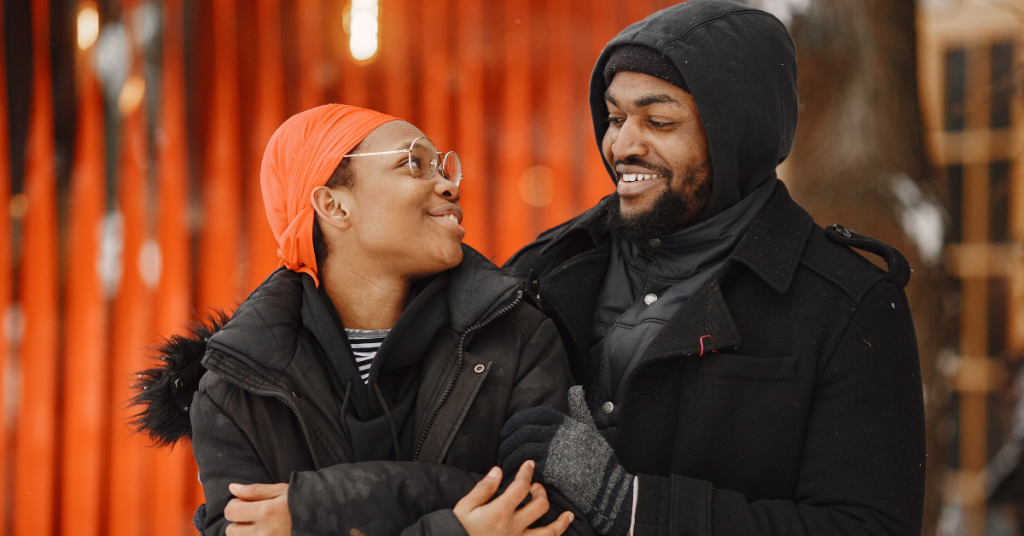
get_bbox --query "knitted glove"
[498,387,633,535]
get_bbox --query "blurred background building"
[0,0,1019,535]
[916,1,1023,535]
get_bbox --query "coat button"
[601,401,614,414]
[648,238,662,248]
[174,378,184,389]
[644,293,658,305]
[473,364,485,374]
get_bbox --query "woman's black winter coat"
[133,245,585,535]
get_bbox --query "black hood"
[589,0,799,220]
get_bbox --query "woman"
[132,105,581,535]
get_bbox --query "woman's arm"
[192,378,576,536]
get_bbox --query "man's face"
[602,71,713,239]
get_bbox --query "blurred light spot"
[519,167,555,207]
[348,0,379,61]
[8,193,28,219]
[99,211,124,298]
[745,0,811,26]
[77,4,100,50]
[118,75,146,114]
[138,239,162,289]
[3,305,21,421]
[129,3,161,47]
[891,174,944,265]
[3,304,24,346]
[95,22,130,103]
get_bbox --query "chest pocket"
[696,353,797,381]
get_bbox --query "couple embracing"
[134,2,926,535]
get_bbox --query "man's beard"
[602,159,711,243]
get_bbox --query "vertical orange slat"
[495,0,533,264]
[107,80,153,536]
[149,0,194,533]
[60,17,108,536]
[0,2,11,529]
[420,0,451,148]
[582,2,618,207]
[248,0,286,290]
[297,0,324,110]
[13,0,61,532]
[381,0,411,119]
[455,0,487,253]
[340,61,370,108]
[542,0,575,229]
[199,0,242,311]
[627,0,657,24]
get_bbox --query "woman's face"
[340,121,464,279]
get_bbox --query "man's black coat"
[499,1,926,533]
[503,183,927,536]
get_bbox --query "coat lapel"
[626,184,814,368]
[638,269,741,364]
[537,245,609,385]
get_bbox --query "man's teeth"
[444,214,458,223]
[621,173,663,183]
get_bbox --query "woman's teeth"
[620,173,663,183]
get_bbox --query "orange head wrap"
[261,104,399,286]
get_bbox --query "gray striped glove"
[498,387,633,535]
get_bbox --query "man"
[498,1,926,535]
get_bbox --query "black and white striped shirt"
[345,328,390,384]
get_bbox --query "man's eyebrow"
[604,90,618,106]
[634,93,680,108]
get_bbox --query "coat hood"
[129,313,229,447]
[590,0,799,220]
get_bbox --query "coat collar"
[539,195,613,256]
[537,182,814,367]
[640,183,814,363]
[726,182,815,294]
[544,182,814,298]
[205,244,522,382]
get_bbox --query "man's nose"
[611,118,650,161]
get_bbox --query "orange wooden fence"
[0,0,677,533]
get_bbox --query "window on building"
[945,48,967,131]
[990,42,1013,129]
[947,164,963,242]
[990,161,1011,242]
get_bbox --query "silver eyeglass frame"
[343,136,462,186]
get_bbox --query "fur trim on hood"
[129,312,229,447]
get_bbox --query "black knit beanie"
[603,44,690,93]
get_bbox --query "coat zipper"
[207,355,334,467]
[412,290,523,460]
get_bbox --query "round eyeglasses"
[343,136,462,186]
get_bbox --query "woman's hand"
[223,482,291,536]
[453,461,574,536]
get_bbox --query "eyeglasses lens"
[409,138,438,180]
[442,152,462,185]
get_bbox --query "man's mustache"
[613,156,672,179]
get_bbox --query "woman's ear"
[311,186,352,230]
